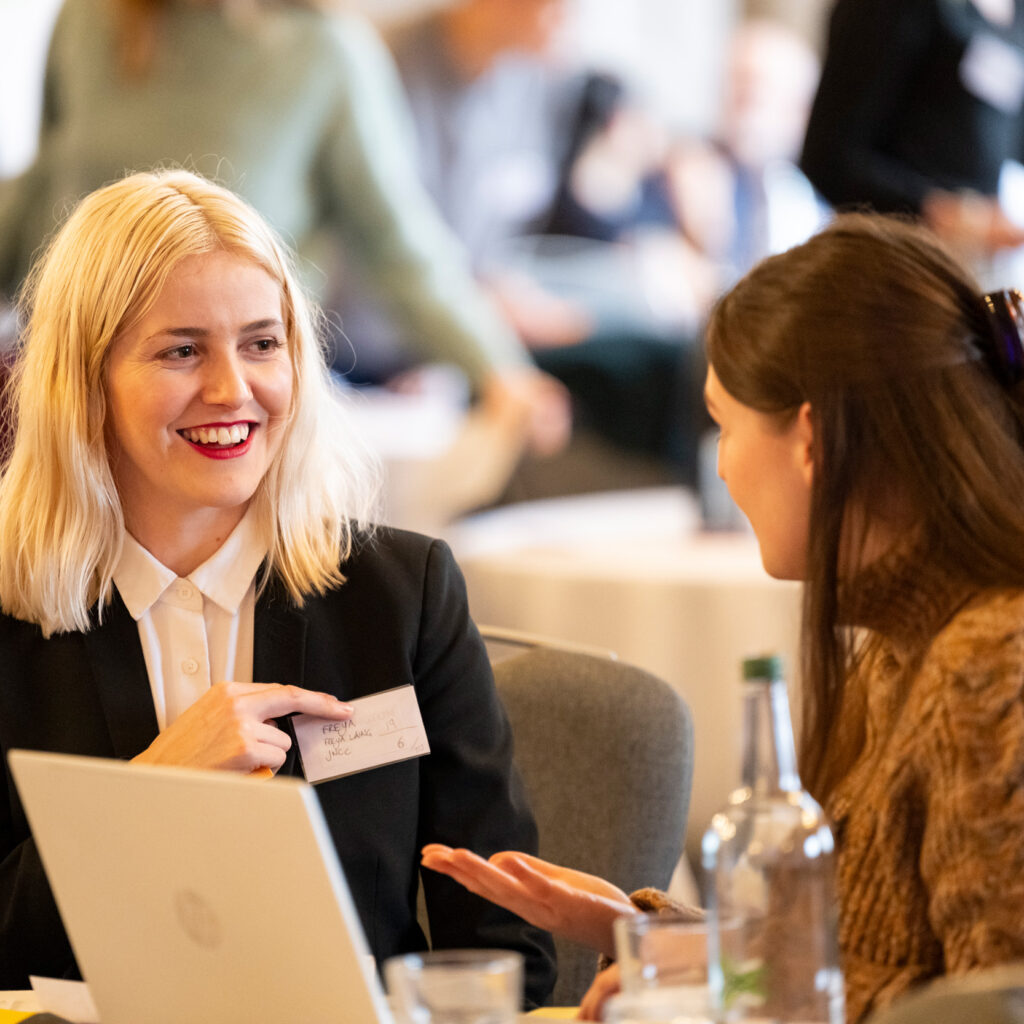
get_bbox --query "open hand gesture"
[421,845,636,958]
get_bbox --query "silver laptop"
[8,749,396,1024]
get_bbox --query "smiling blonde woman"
[0,169,376,635]
[0,169,556,1001]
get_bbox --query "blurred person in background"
[0,0,570,459]
[388,0,578,328]
[539,15,827,340]
[381,0,704,492]
[539,71,718,341]
[800,0,1024,284]
[667,15,829,303]
[662,14,829,528]
[523,14,827,520]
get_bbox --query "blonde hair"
[0,168,380,635]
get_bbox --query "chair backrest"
[492,645,694,1006]
[863,965,1024,1024]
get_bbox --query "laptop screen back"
[9,749,394,1024]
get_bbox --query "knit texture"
[829,553,1024,1022]
[633,553,1024,1022]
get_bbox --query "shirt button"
[177,583,194,600]
[182,658,200,675]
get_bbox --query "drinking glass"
[610,913,713,1024]
[384,949,523,1024]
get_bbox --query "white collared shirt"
[112,509,269,731]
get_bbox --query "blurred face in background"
[493,0,569,56]
[720,19,821,170]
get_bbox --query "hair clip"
[980,290,1024,387]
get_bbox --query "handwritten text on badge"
[292,685,430,783]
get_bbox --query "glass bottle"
[701,655,844,1023]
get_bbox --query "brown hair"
[705,213,1024,798]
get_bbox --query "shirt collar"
[113,507,270,620]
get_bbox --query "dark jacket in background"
[801,0,1024,214]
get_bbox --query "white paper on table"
[292,685,430,784]
[29,976,98,1023]
[0,991,41,1013]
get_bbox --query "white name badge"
[960,30,1024,114]
[292,685,430,784]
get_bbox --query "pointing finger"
[246,683,354,720]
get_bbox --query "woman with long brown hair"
[423,213,1024,1022]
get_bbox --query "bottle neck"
[740,679,801,795]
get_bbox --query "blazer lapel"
[80,582,310,765]
[83,590,161,759]
[253,586,307,687]
[254,583,308,777]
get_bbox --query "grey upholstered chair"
[863,965,1024,1024]
[489,637,695,1006]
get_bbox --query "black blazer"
[0,527,556,1004]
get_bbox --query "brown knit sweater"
[827,556,1024,1021]
[635,556,1024,1022]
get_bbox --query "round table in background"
[446,488,802,876]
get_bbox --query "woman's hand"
[922,189,1024,254]
[421,845,636,957]
[480,366,573,458]
[579,964,622,1021]
[132,681,353,773]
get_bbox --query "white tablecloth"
[447,488,802,875]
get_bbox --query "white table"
[0,990,38,1010]
[447,488,802,876]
